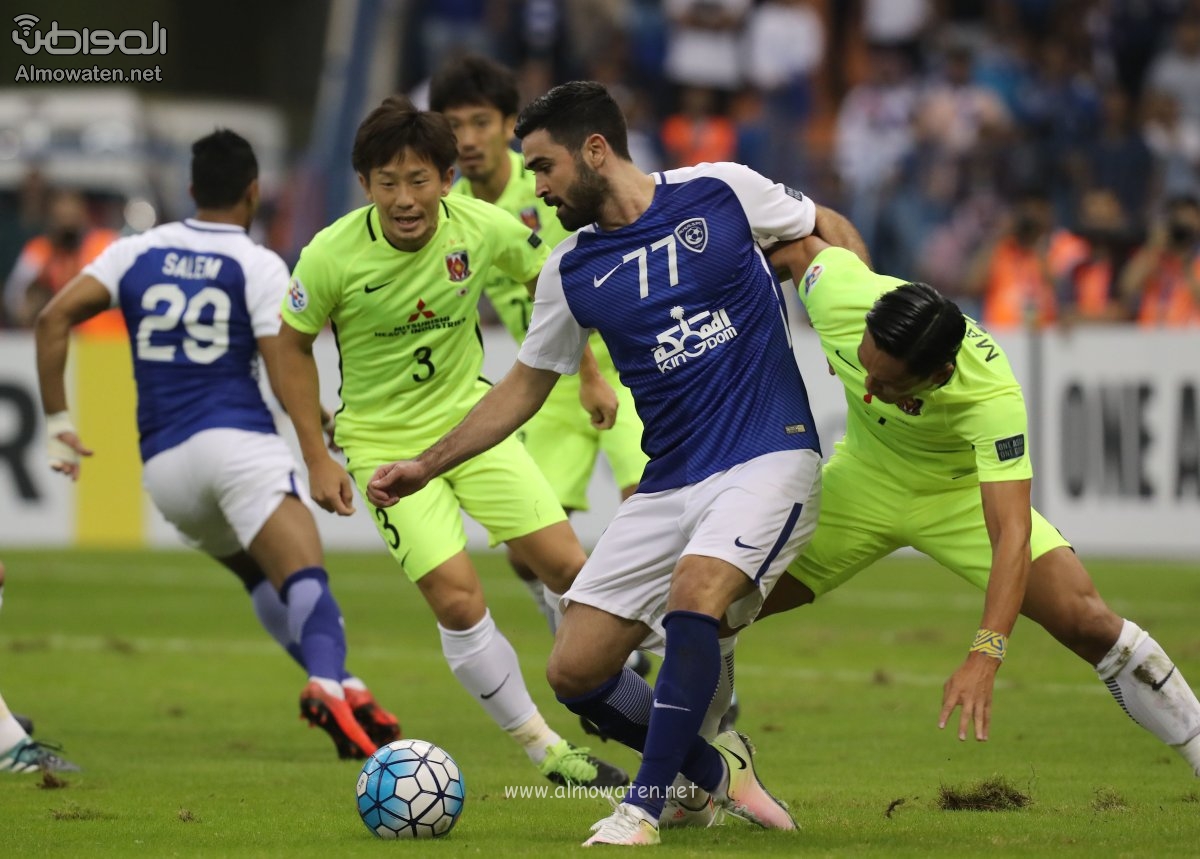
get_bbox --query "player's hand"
[580,374,618,430]
[367,460,429,508]
[46,412,93,481]
[938,651,1001,741]
[308,456,355,516]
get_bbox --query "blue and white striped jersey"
[519,162,821,492]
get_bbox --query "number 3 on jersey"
[412,346,436,382]
[137,283,230,363]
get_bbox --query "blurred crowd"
[4,0,1200,331]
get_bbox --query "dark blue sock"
[280,567,347,683]
[558,663,728,798]
[558,667,652,749]
[625,610,720,819]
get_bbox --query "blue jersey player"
[34,130,399,761]
[367,81,864,845]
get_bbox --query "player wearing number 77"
[271,95,628,790]
[34,129,400,760]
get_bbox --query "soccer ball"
[355,739,465,839]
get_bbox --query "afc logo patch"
[287,277,308,313]
[519,206,541,231]
[803,264,823,295]
[674,217,708,253]
[445,250,471,282]
[995,434,1026,462]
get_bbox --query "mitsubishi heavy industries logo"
[374,298,465,339]
[653,305,737,373]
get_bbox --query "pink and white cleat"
[711,730,797,830]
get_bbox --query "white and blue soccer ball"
[355,739,465,839]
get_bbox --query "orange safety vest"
[19,228,123,337]
[1135,254,1200,327]
[981,232,1080,328]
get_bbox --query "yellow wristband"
[969,628,1007,661]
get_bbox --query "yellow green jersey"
[450,149,619,401]
[798,247,1032,492]
[282,196,549,460]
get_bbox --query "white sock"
[699,635,737,741]
[0,693,29,752]
[521,578,557,634]
[342,676,367,692]
[439,611,539,733]
[308,677,343,697]
[1096,619,1200,775]
[507,711,564,765]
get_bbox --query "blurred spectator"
[1057,188,1136,325]
[1073,87,1157,223]
[1142,88,1200,204]
[914,43,1011,157]
[965,189,1081,329]
[743,0,825,184]
[862,0,931,67]
[1085,0,1182,98]
[1119,195,1200,326]
[3,190,120,336]
[660,86,737,168]
[834,46,919,256]
[662,0,752,93]
[414,1,499,78]
[1146,14,1200,124]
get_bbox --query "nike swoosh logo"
[720,744,748,770]
[733,536,762,551]
[593,262,624,288]
[652,699,691,712]
[364,280,394,293]
[834,349,861,371]
[1151,665,1177,692]
[481,673,511,700]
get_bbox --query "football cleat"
[584,802,661,846]
[540,739,629,787]
[0,738,80,773]
[343,686,401,746]
[660,791,718,828]
[712,730,796,829]
[299,681,378,760]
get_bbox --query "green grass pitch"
[1,549,1198,856]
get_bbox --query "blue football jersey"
[519,162,821,492]
[84,219,286,461]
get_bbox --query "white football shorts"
[562,448,822,652]
[142,427,303,557]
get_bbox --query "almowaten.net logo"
[12,14,165,83]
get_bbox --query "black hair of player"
[192,129,258,209]
[352,95,458,177]
[428,54,520,117]
[866,283,967,378]
[513,81,631,160]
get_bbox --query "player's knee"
[546,648,597,699]
[533,554,583,595]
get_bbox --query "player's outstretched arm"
[813,205,872,268]
[367,360,559,508]
[270,322,354,516]
[34,274,108,479]
[938,478,1032,741]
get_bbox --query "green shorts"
[788,449,1071,597]
[519,380,647,511]
[350,434,567,582]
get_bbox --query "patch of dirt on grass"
[1091,787,1128,812]
[937,776,1031,811]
